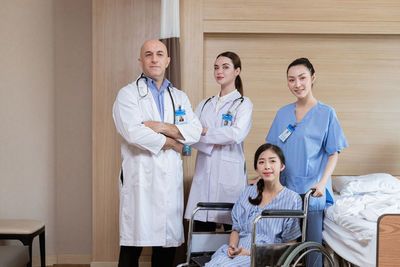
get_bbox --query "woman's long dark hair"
[248,143,285,206]
[216,51,243,95]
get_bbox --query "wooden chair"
[0,219,45,267]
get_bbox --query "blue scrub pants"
[306,210,323,267]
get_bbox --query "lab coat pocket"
[218,155,243,187]
[123,160,152,188]
[136,163,152,187]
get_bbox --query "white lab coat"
[113,76,202,247]
[184,90,253,224]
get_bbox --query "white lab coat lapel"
[137,78,162,122]
[211,90,242,127]
[201,96,219,128]
[163,87,174,124]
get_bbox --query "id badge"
[221,113,233,127]
[175,106,187,125]
[279,124,296,143]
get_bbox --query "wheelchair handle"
[307,188,317,195]
[196,202,234,209]
[261,209,304,217]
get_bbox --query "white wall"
[0,0,92,262]
[0,0,56,255]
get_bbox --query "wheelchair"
[177,189,335,267]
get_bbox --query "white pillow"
[332,173,400,195]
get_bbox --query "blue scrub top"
[266,101,348,210]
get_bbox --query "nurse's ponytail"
[217,51,243,96]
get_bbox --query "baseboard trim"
[32,254,91,266]
[90,261,150,267]
[90,262,117,267]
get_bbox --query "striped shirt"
[205,186,302,267]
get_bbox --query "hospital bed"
[178,189,334,267]
[322,173,400,267]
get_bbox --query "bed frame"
[377,176,400,266]
[377,214,400,266]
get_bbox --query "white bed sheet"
[323,215,376,267]
[323,190,400,267]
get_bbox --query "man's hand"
[143,121,184,140]
[162,137,184,153]
[143,121,164,134]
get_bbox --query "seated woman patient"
[205,143,302,267]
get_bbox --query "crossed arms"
[142,121,185,153]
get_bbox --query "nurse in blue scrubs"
[265,57,348,267]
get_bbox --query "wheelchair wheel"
[282,241,334,267]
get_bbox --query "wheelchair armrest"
[196,202,234,209]
[261,209,304,217]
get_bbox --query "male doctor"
[113,39,202,267]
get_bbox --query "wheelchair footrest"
[191,254,212,266]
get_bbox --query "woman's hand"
[238,248,250,256]
[227,245,242,258]
[227,245,250,258]
[311,181,326,197]
[201,127,208,136]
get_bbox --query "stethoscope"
[136,73,177,124]
[199,95,244,119]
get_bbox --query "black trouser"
[118,246,176,267]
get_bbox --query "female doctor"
[184,51,253,230]
[266,58,348,267]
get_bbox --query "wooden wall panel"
[203,0,400,23]
[203,33,400,179]
[203,21,400,35]
[92,0,160,262]
[180,0,204,193]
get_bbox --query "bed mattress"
[323,214,376,267]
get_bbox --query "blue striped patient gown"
[205,186,302,267]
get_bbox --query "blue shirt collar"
[144,75,172,94]
[142,74,172,122]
